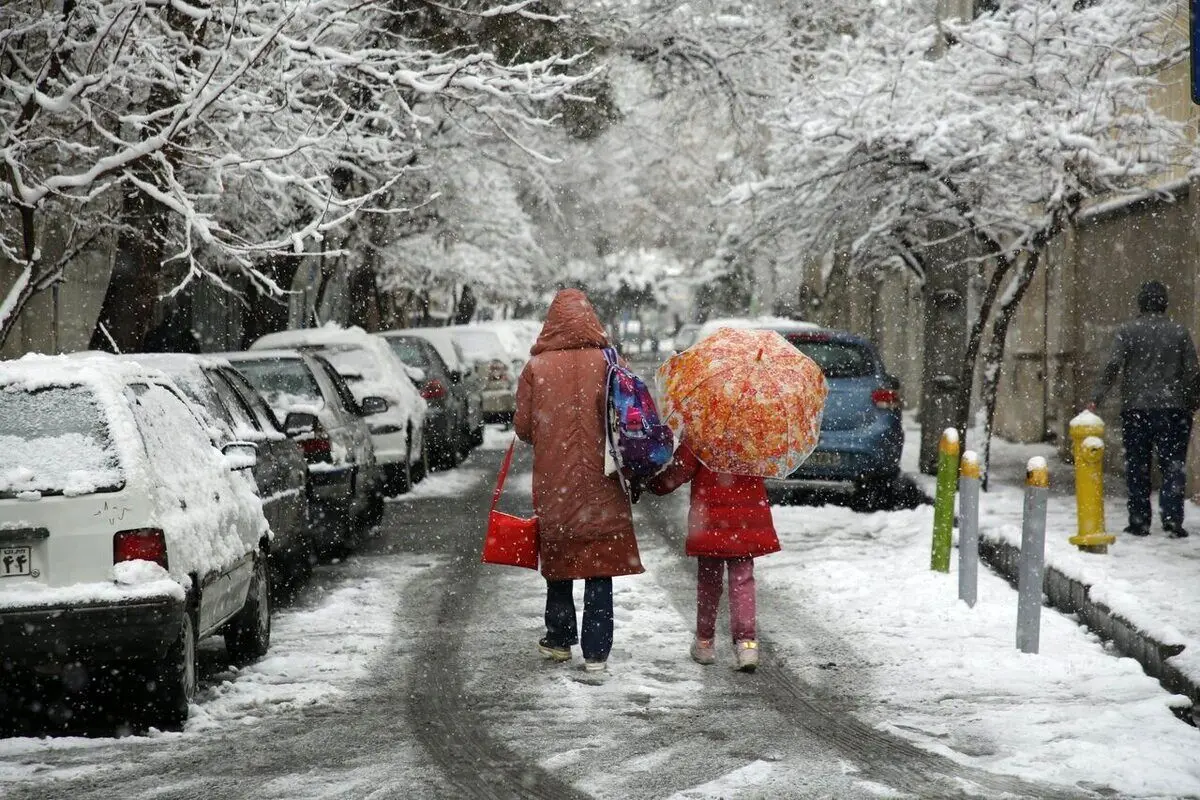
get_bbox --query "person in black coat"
[1088,281,1200,538]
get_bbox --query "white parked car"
[447,326,519,424]
[0,353,272,730]
[251,326,428,496]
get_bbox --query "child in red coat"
[648,438,780,671]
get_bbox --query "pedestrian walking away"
[514,289,644,674]
[1088,280,1200,539]
[647,437,781,672]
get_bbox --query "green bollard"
[931,427,960,573]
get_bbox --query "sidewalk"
[903,415,1200,721]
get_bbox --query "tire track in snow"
[639,493,1092,799]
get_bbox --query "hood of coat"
[531,289,609,355]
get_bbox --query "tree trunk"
[89,187,168,352]
[980,250,1042,489]
[917,225,971,474]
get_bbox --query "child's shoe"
[734,640,759,672]
[690,637,717,665]
[538,638,572,662]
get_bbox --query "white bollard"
[958,450,981,608]
[1016,457,1049,654]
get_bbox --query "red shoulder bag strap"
[491,438,517,513]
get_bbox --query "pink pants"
[696,556,756,643]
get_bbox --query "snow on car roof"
[251,325,427,424]
[695,316,819,340]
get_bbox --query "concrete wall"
[991,179,1200,497]
[0,218,115,359]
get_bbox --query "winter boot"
[538,638,571,662]
[734,640,759,673]
[690,637,716,666]
[582,659,607,673]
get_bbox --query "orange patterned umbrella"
[656,327,828,478]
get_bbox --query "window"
[208,370,262,437]
[234,358,323,407]
[313,355,361,415]
[388,337,430,369]
[784,336,875,379]
[0,385,123,496]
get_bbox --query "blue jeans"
[1121,409,1192,530]
[544,578,613,662]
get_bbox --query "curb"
[977,533,1198,726]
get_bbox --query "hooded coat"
[514,290,644,580]
[649,440,781,559]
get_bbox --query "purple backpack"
[602,348,674,492]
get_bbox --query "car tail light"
[872,388,901,410]
[421,379,448,401]
[299,433,332,463]
[113,529,168,570]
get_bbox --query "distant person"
[454,284,477,325]
[514,289,644,673]
[1088,281,1200,539]
[646,435,780,672]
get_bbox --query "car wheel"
[851,474,897,513]
[411,433,430,484]
[146,607,197,731]
[225,551,272,665]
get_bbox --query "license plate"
[0,546,32,578]
[805,451,841,468]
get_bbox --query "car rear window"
[785,336,874,379]
[387,338,430,369]
[234,359,324,407]
[0,386,123,497]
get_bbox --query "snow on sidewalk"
[762,502,1200,797]
[912,416,1200,699]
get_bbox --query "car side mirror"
[222,441,258,470]
[283,411,318,437]
[360,396,389,415]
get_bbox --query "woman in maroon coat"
[514,289,643,672]
[649,437,780,672]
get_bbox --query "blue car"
[761,325,905,509]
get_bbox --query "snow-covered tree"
[0,0,591,349]
[736,0,1190,474]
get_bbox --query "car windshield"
[387,338,430,369]
[454,330,506,361]
[0,386,124,497]
[234,359,324,409]
[785,336,874,379]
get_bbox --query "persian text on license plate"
[0,546,32,578]
[806,452,841,467]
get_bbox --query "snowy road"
[0,445,1179,798]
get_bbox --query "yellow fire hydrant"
[1068,411,1116,553]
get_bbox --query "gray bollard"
[958,450,981,608]
[1016,457,1049,654]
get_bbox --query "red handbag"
[481,439,539,570]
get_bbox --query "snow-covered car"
[224,350,383,556]
[389,327,484,447]
[125,353,311,592]
[250,327,428,496]
[380,332,471,469]
[0,354,272,730]
[447,326,519,424]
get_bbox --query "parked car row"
[0,321,538,731]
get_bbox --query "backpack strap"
[602,347,618,367]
